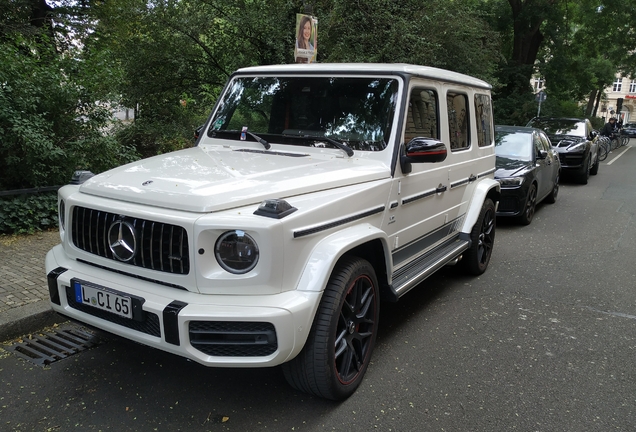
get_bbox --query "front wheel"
[282,256,380,400]
[461,198,496,275]
[576,155,590,184]
[590,150,600,175]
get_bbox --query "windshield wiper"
[299,135,354,157]
[213,129,271,150]
[245,131,271,150]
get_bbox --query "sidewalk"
[0,230,66,341]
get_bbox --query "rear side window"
[474,94,493,147]
[404,88,439,142]
[447,92,469,151]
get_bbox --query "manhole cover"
[5,324,102,366]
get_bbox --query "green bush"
[0,192,58,234]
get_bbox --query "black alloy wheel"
[282,256,379,400]
[577,154,590,184]
[518,184,537,225]
[545,174,559,204]
[462,198,496,275]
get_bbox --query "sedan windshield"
[527,119,585,137]
[495,130,533,161]
[207,76,399,152]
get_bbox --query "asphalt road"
[2,143,636,431]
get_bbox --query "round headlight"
[215,230,259,274]
[59,199,66,230]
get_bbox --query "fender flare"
[460,179,500,234]
[295,224,391,293]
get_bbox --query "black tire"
[282,256,380,400]
[590,150,600,175]
[518,184,537,226]
[545,173,559,204]
[576,155,590,185]
[461,198,495,275]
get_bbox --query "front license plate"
[73,281,133,319]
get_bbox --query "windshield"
[495,130,533,161]
[207,76,399,151]
[527,119,585,137]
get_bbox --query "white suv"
[46,63,500,400]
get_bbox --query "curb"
[0,300,67,342]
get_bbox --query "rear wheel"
[282,256,379,400]
[544,173,559,204]
[461,198,495,275]
[518,184,537,225]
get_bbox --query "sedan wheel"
[545,174,559,204]
[518,184,537,225]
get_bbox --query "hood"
[495,157,532,178]
[548,134,585,148]
[78,145,390,213]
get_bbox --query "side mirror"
[537,149,548,160]
[194,124,204,140]
[589,130,598,140]
[400,137,447,174]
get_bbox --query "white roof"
[235,63,491,90]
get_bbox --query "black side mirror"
[590,130,598,140]
[400,137,447,174]
[537,149,548,160]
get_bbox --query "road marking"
[586,306,636,320]
[606,145,631,165]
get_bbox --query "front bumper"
[495,186,526,217]
[556,151,585,169]
[46,245,321,367]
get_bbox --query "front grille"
[72,206,190,275]
[66,286,161,337]
[189,321,278,357]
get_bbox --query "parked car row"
[494,117,603,226]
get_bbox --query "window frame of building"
[613,77,623,92]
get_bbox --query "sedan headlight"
[497,177,524,187]
[215,230,259,274]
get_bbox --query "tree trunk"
[592,87,603,118]
[585,89,597,117]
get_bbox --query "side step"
[389,237,470,299]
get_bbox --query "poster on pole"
[295,14,317,63]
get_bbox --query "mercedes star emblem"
[108,220,137,262]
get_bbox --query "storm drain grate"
[6,325,102,366]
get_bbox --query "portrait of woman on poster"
[296,16,314,51]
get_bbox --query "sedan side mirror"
[589,130,598,140]
[537,149,548,160]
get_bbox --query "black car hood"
[495,157,532,178]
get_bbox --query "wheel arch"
[295,224,391,295]
[460,179,500,234]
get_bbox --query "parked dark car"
[526,117,599,184]
[495,125,561,225]
[623,123,636,138]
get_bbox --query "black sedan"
[495,125,561,225]
[526,117,599,184]
[623,123,636,138]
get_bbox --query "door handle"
[468,174,477,182]
[436,185,447,193]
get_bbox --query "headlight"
[59,199,66,230]
[568,142,587,152]
[215,230,259,274]
[497,177,524,186]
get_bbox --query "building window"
[630,80,636,93]
[533,77,544,92]
[613,78,623,92]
